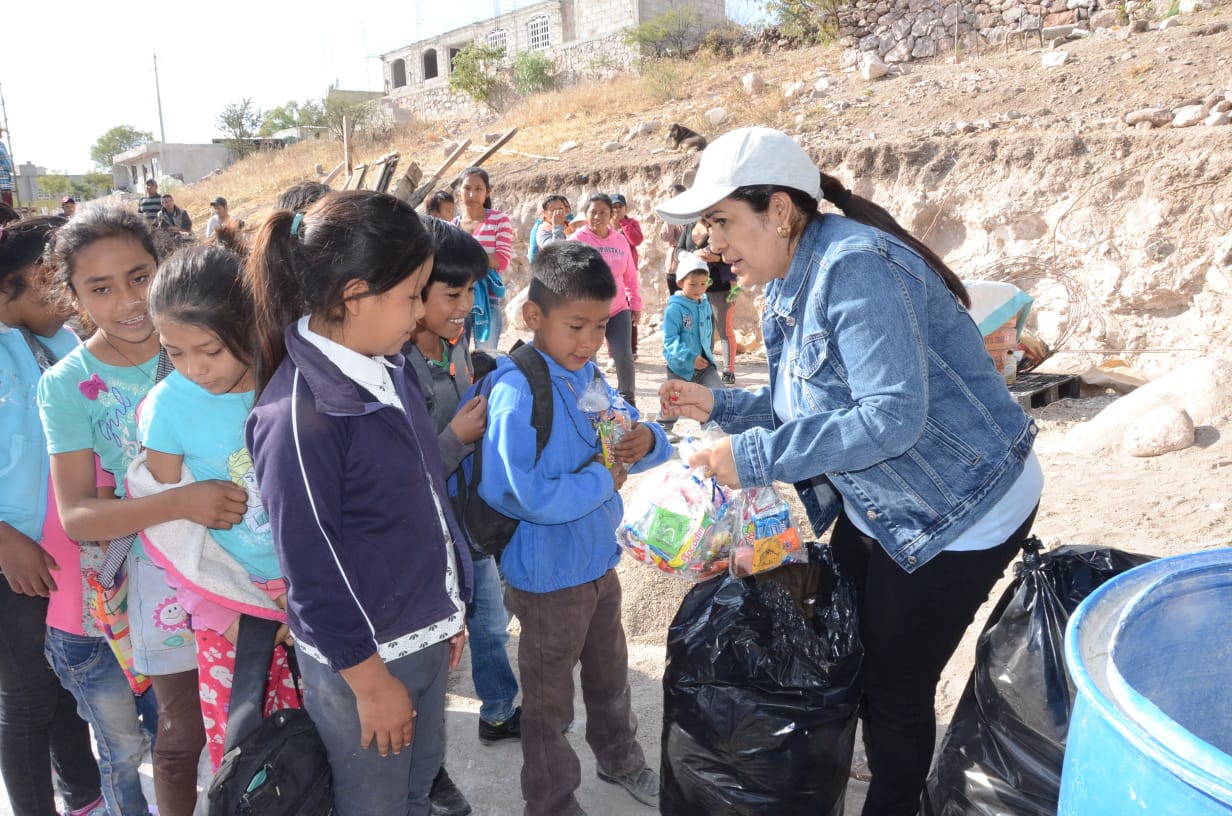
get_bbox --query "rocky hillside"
[182,2,1232,376]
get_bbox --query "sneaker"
[597,766,659,807]
[478,705,522,745]
[721,371,736,385]
[429,766,473,816]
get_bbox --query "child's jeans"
[505,569,647,816]
[44,626,151,816]
[467,554,519,725]
[0,584,101,816]
[298,639,450,816]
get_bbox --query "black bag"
[921,539,1155,816]
[206,617,334,816]
[452,341,598,560]
[661,542,863,816]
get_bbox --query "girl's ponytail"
[246,209,304,395]
[818,171,970,308]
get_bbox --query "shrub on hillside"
[513,51,556,96]
[767,0,842,44]
[624,6,707,58]
[450,42,505,106]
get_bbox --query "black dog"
[667,123,708,152]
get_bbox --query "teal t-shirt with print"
[138,371,280,580]
[37,345,159,499]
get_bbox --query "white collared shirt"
[297,316,401,409]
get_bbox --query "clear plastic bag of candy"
[577,377,633,470]
[726,485,808,577]
[618,459,732,582]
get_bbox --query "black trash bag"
[661,542,862,816]
[921,539,1155,816]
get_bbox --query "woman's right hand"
[0,526,59,597]
[175,480,249,530]
[659,380,715,423]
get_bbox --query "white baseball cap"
[676,250,710,277]
[656,127,820,225]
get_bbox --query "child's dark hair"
[0,202,20,225]
[728,175,969,307]
[275,181,331,214]
[470,350,498,381]
[582,192,612,212]
[46,203,159,292]
[425,190,455,217]
[0,215,66,302]
[150,244,253,366]
[528,242,617,314]
[246,190,436,392]
[459,167,492,209]
[540,194,568,211]
[424,217,487,289]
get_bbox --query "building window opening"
[488,28,508,54]
[528,15,550,50]
[423,49,439,80]
[392,58,407,87]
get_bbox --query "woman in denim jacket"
[657,127,1042,816]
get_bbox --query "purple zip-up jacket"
[245,325,474,671]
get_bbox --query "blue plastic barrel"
[1061,548,1232,814]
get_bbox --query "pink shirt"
[569,225,643,316]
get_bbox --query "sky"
[1,0,766,176]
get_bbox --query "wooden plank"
[321,161,346,186]
[446,127,519,189]
[390,161,424,203]
[344,163,369,191]
[371,152,401,192]
[404,138,473,209]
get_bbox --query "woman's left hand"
[688,438,742,488]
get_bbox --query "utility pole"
[0,82,18,207]
[153,53,167,143]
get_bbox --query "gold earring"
[776,225,790,238]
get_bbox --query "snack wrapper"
[726,485,807,577]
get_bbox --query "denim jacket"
[710,215,1037,573]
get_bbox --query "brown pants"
[506,569,645,816]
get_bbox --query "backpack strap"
[508,342,553,462]
[223,615,281,753]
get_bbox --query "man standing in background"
[138,178,162,224]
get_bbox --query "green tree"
[37,175,74,200]
[89,125,154,171]
[216,98,263,157]
[449,42,505,106]
[258,98,327,136]
[323,91,375,144]
[512,51,556,96]
[623,6,706,57]
[764,0,840,44]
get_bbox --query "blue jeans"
[298,640,449,816]
[467,555,518,724]
[474,299,504,352]
[44,627,151,816]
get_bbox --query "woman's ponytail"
[818,171,969,307]
[245,209,303,395]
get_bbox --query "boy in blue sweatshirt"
[662,252,723,388]
[479,242,671,816]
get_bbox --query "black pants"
[830,505,1038,816]
[0,580,101,815]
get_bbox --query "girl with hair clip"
[454,167,512,352]
[37,203,249,816]
[0,215,107,816]
[244,191,473,816]
[657,127,1042,816]
[132,243,299,773]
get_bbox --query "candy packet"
[577,377,633,469]
[726,485,807,577]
